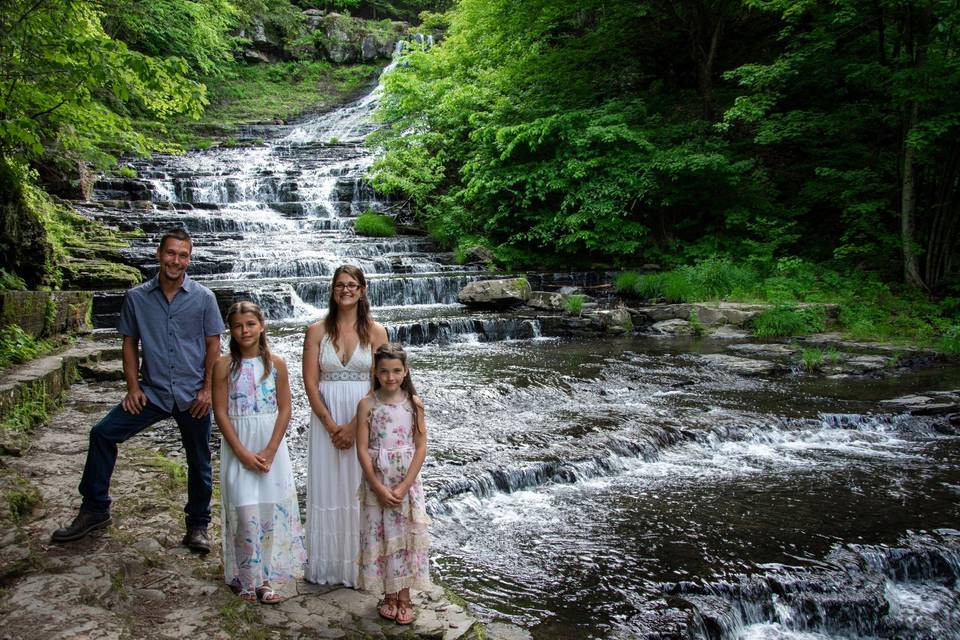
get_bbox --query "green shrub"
[613,271,641,296]
[0,325,49,370]
[680,257,759,300]
[117,165,137,178]
[0,269,27,290]
[801,348,824,371]
[354,211,397,237]
[939,323,960,355]
[565,294,585,316]
[752,305,826,337]
[689,309,704,336]
[824,347,843,365]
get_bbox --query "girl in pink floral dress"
[355,343,430,625]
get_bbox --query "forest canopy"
[370,0,960,292]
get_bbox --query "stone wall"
[0,291,93,338]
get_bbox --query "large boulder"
[594,308,633,334]
[458,278,531,308]
[526,291,565,311]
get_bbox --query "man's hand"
[122,388,148,414]
[188,386,212,418]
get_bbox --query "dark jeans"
[79,400,212,528]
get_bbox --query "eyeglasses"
[333,283,361,291]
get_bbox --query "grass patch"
[199,60,382,127]
[2,470,42,524]
[116,165,137,178]
[565,294,586,316]
[615,256,959,350]
[136,450,187,495]
[801,348,824,371]
[751,305,826,338]
[354,211,396,237]
[219,595,270,639]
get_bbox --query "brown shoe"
[51,510,111,543]
[182,526,210,553]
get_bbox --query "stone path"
[0,352,482,640]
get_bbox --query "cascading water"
[79,55,960,639]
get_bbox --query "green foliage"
[752,305,826,338]
[354,211,397,237]
[370,0,765,266]
[101,0,240,76]
[824,348,843,366]
[0,381,51,437]
[3,472,42,524]
[564,294,585,316]
[0,270,27,291]
[0,0,207,170]
[117,166,138,178]
[936,323,960,355]
[688,309,704,336]
[418,10,450,30]
[801,348,824,372]
[0,325,50,371]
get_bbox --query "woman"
[302,265,388,586]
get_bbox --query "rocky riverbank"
[0,340,483,640]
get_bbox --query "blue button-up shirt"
[117,273,225,412]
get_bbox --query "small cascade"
[427,428,689,515]
[660,531,960,639]
[387,317,541,345]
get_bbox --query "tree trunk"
[924,143,960,289]
[901,101,926,289]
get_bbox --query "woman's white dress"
[220,357,305,597]
[305,336,371,585]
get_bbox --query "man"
[52,229,224,552]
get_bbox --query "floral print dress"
[220,357,306,597]
[357,393,431,595]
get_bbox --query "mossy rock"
[61,258,141,290]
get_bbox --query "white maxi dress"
[305,336,371,586]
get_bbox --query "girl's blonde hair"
[373,343,424,433]
[325,264,373,351]
[226,301,271,381]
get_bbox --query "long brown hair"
[373,343,424,433]
[226,301,272,381]
[324,264,372,350]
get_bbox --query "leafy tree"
[723,0,960,290]
[0,0,206,169]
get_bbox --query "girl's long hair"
[373,343,424,433]
[226,301,272,381]
[324,264,372,350]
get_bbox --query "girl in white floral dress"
[212,301,306,604]
[355,343,431,625]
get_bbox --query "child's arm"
[212,357,267,473]
[391,395,428,500]
[256,355,291,469]
[356,398,401,508]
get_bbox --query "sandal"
[395,599,415,625]
[256,584,284,605]
[238,588,257,603]
[378,595,398,621]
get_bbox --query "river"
[78,60,960,639]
